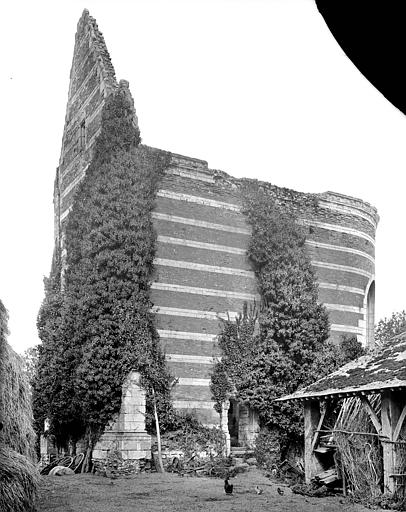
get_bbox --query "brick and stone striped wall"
[54,10,118,249]
[53,10,378,427]
[149,154,378,425]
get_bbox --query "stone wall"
[93,371,151,469]
[53,10,378,429]
[151,152,378,425]
[54,9,118,250]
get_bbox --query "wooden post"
[304,400,323,483]
[152,388,165,473]
[381,391,403,493]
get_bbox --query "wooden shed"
[277,332,406,495]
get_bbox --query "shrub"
[254,428,281,470]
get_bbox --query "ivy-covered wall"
[44,10,378,437]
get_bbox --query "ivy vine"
[34,82,175,459]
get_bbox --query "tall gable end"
[69,10,116,101]
[54,10,118,241]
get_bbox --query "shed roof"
[277,332,406,401]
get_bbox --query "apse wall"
[150,152,378,425]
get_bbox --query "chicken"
[224,478,233,495]
[255,485,263,495]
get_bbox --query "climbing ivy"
[33,249,85,446]
[211,181,334,453]
[34,83,175,456]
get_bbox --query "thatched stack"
[0,299,39,512]
[1,341,37,459]
[334,396,382,498]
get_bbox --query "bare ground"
[37,468,378,512]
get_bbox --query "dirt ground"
[37,468,378,512]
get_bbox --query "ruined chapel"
[53,10,378,433]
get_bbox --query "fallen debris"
[292,483,331,498]
[314,468,340,486]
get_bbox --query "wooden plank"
[360,395,381,433]
[381,390,404,493]
[393,404,406,442]
[311,404,328,451]
[304,400,323,484]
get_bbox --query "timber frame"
[277,332,406,494]
[301,390,406,492]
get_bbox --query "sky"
[0,0,405,354]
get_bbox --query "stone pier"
[93,371,151,471]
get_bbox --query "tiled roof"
[277,332,406,401]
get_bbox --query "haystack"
[1,342,37,459]
[0,299,39,512]
[0,445,39,512]
[334,396,382,498]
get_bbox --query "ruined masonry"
[92,372,150,463]
[53,10,379,445]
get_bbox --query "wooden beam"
[360,395,381,433]
[311,400,335,451]
[381,390,405,493]
[393,404,406,442]
[382,391,395,493]
[311,405,328,452]
[304,400,324,484]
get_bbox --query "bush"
[34,83,174,460]
[254,428,281,470]
[162,412,226,458]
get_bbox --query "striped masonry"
[150,162,376,424]
[55,14,377,430]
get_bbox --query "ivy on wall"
[33,82,174,456]
[211,181,337,453]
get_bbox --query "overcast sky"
[1,0,405,353]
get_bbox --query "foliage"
[375,310,406,346]
[34,83,174,454]
[212,181,336,453]
[21,346,39,384]
[309,335,366,380]
[210,303,258,414]
[254,428,281,470]
[163,412,226,458]
[33,250,84,445]
[338,335,366,362]
[91,80,141,165]
[210,360,233,415]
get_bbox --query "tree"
[34,83,174,461]
[212,182,334,453]
[375,310,406,346]
[21,346,39,384]
[33,252,84,445]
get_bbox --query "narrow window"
[79,120,86,150]
[366,280,375,347]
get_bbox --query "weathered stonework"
[93,372,151,465]
[53,11,379,432]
